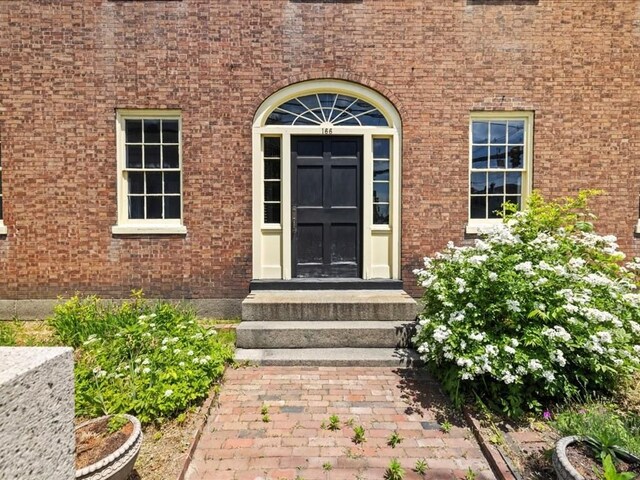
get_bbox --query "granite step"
[236,320,416,349]
[241,289,418,322]
[234,348,422,367]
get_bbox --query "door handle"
[292,207,297,235]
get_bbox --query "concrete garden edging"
[552,435,586,480]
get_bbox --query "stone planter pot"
[75,414,143,480]
[553,435,587,480]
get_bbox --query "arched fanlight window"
[266,93,389,127]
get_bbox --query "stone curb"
[462,406,519,480]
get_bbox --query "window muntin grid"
[124,118,181,220]
[263,137,281,224]
[373,138,390,225]
[470,119,526,219]
[266,93,389,127]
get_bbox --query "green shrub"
[50,292,234,424]
[412,191,640,417]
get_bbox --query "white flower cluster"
[478,223,521,246]
[542,326,572,342]
[506,299,521,313]
[550,349,567,367]
[433,325,452,343]
[529,232,559,251]
[514,261,535,276]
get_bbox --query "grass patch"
[0,321,57,346]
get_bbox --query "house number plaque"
[321,128,333,135]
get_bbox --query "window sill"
[636,220,640,235]
[111,224,187,235]
[0,224,6,235]
[465,220,503,235]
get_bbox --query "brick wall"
[0,0,638,299]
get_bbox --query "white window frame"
[466,111,534,234]
[112,109,186,235]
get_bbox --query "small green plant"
[176,412,187,424]
[440,420,452,434]
[602,455,635,480]
[322,461,333,471]
[352,425,366,445]
[464,468,476,480]
[0,321,17,346]
[384,458,404,480]
[387,430,403,448]
[344,447,364,459]
[414,458,428,475]
[345,417,355,427]
[320,420,327,430]
[107,414,128,434]
[328,414,341,431]
[294,465,306,480]
[261,404,270,422]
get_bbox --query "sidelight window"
[373,138,390,225]
[263,137,281,224]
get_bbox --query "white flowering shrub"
[412,192,640,416]
[49,292,233,423]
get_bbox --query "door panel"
[331,166,358,206]
[292,136,362,278]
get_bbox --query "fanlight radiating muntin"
[266,93,389,127]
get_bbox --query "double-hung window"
[113,110,186,234]
[467,112,533,233]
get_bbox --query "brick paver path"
[185,366,495,480]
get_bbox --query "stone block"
[0,347,75,480]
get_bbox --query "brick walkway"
[185,366,495,480]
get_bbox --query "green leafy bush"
[49,292,233,424]
[412,191,640,416]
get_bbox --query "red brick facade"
[1,0,638,299]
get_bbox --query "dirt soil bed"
[76,417,133,470]
[469,408,558,480]
[127,384,218,480]
[565,443,640,480]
